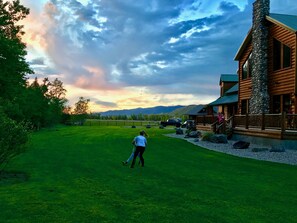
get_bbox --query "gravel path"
[166,133,297,166]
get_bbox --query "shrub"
[0,111,28,171]
[201,131,215,142]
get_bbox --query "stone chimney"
[250,0,270,114]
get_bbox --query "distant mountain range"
[99,105,185,116]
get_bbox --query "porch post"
[245,113,249,129]
[281,112,286,139]
[261,113,265,130]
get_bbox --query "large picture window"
[273,38,291,71]
[242,53,252,80]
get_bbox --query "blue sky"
[21,0,297,112]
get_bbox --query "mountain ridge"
[98,105,185,116]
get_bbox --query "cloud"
[29,57,45,65]
[22,0,297,111]
[93,100,118,108]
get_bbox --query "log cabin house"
[184,104,215,121]
[208,74,238,119]
[233,0,297,139]
[197,0,297,140]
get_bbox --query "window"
[272,94,291,113]
[283,45,291,68]
[241,99,249,115]
[272,95,281,113]
[273,38,291,71]
[283,94,291,113]
[242,53,252,80]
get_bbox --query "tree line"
[89,113,184,121]
[0,0,89,171]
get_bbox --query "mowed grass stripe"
[1,126,297,223]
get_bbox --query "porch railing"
[196,113,297,132]
[233,113,297,131]
[196,115,217,126]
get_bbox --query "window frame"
[273,38,292,71]
[242,52,252,80]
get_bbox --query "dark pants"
[130,146,145,167]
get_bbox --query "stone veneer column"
[250,0,270,114]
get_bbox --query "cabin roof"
[225,83,238,95]
[234,13,297,61]
[208,94,238,106]
[220,74,238,84]
[267,13,297,32]
[184,105,206,115]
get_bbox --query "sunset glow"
[19,0,297,112]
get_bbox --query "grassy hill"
[169,104,198,117]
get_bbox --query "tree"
[72,97,90,125]
[20,77,68,129]
[74,97,90,114]
[43,78,68,125]
[0,0,33,102]
[0,108,28,172]
[0,0,32,170]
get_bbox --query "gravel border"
[166,133,297,166]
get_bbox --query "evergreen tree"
[0,0,33,104]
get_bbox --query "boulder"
[209,134,228,144]
[188,131,200,138]
[176,128,184,135]
[233,141,250,149]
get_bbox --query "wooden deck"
[196,114,297,140]
[233,127,297,140]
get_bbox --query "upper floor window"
[242,53,252,80]
[273,38,291,71]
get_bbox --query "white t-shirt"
[134,135,147,147]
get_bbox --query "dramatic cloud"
[21,0,297,111]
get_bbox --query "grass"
[1,126,297,223]
[84,119,160,127]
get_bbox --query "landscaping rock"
[187,131,200,138]
[233,141,250,149]
[209,134,228,144]
[176,128,184,135]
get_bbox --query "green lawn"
[1,126,297,223]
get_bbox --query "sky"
[19,0,297,112]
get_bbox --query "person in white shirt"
[130,130,147,168]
